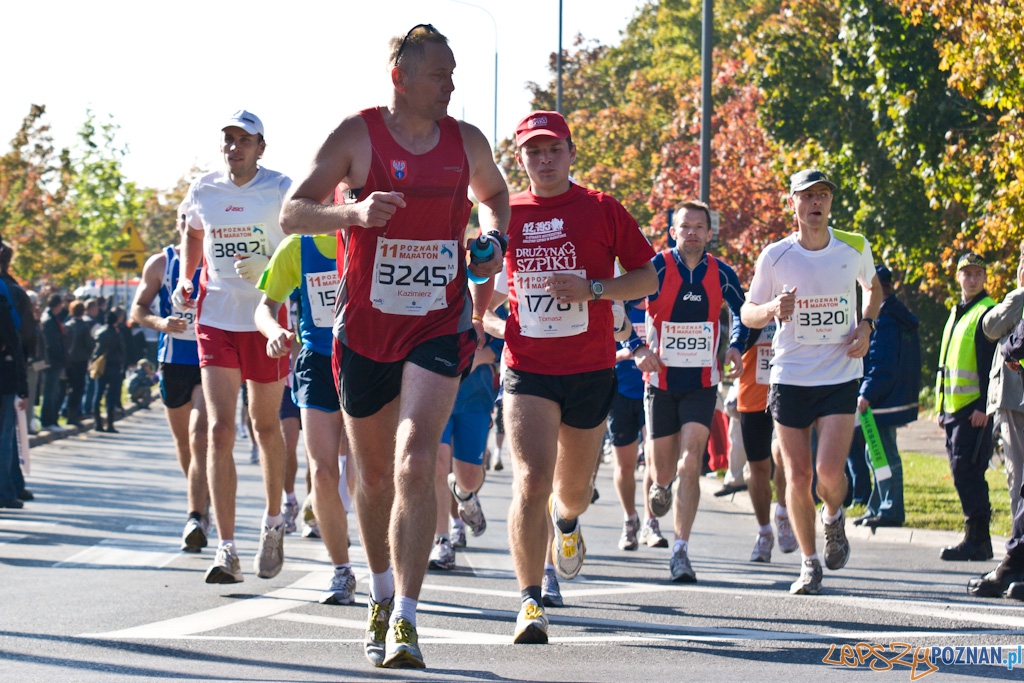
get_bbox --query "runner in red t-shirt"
[280,26,508,670]
[491,111,657,645]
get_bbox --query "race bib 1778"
[515,270,589,338]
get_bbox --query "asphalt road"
[2,404,1023,682]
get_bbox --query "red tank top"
[335,107,473,362]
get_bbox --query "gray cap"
[790,169,837,194]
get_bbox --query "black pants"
[1008,480,1024,560]
[66,361,88,422]
[943,415,992,523]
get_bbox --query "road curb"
[27,395,154,448]
[697,473,1008,552]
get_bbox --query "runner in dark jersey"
[632,200,747,583]
[130,217,209,554]
[279,25,508,670]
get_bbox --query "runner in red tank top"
[280,25,509,670]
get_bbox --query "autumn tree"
[649,59,789,281]
[898,0,1024,296]
[0,105,76,287]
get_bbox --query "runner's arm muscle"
[130,253,180,334]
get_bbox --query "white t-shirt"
[747,228,875,387]
[183,167,291,332]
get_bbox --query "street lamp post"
[556,0,563,114]
[449,0,498,150]
[699,0,713,205]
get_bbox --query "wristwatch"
[590,280,605,301]
[862,317,876,332]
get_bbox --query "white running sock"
[263,512,284,528]
[338,456,352,512]
[219,539,234,548]
[775,504,789,520]
[801,552,820,564]
[284,491,297,505]
[392,596,418,628]
[370,568,394,603]
[821,507,842,524]
[758,524,773,535]
[672,539,689,554]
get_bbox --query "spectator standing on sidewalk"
[982,259,1024,514]
[852,264,920,528]
[64,300,94,427]
[39,294,68,432]
[1,277,29,509]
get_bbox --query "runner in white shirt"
[741,169,880,595]
[174,110,293,585]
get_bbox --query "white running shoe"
[776,515,798,554]
[750,532,774,563]
[320,566,357,605]
[254,524,285,578]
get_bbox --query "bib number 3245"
[370,238,458,316]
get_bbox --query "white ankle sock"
[392,596,418,627]
[370,568,394,603]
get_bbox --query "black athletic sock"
[552,499,577,534]
[522,586,542,605]
[188,511,202,521]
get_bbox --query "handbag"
[89,354,107,380]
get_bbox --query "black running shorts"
[739,408,774,462]
[292,346,340,413]
[768,380,859,429]
[159,362,202,409]
[503,367,616,430]
[644,385,717,439]
[608,393,644,447]
[339,331,474,419]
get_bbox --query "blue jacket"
[860,294,921,426]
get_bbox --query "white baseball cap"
[222,110,264,136]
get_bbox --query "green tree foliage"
[0,107,184,287]
[0,105,76,287]
[753,0,992,369]
[898,0,1024,297]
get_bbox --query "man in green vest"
[936,252,997,561]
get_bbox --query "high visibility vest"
[935,296,995,413]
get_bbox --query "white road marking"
[55,540,182,569]
[125,525,181,535]
[81,569,1023,645]
[0,533,27,548]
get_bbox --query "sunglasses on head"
[395,23,438,64]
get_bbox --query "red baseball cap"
[515,111,571,147]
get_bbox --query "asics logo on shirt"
[683,291,703,302]
[225,205,244,212]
